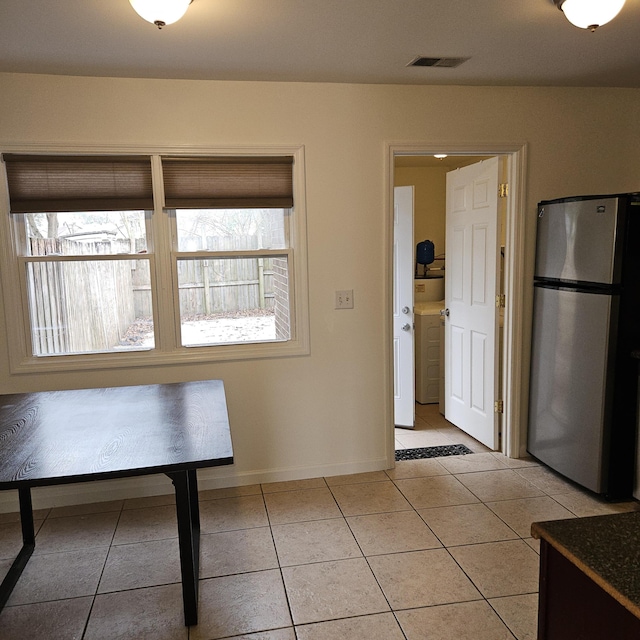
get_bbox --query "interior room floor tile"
[346,509,442,555]
[325,470,390,486]
[485,495,576,538]
[33,511,119,554]
[384,457,449,479]
[0,508,49,525]
[0,557,11,579]
[200,526,279,577]
[448,539,540,599]
[8,547,109,605]
[524,536,541,553]
[225,629,296,639]
[393,474,480,509]
[437,452,509,474]
[367,548,481,609]
[0,520,42,559]
[295,612,406,640]
[199,494,269,533]
[191,570,292,639]
[263,487,343,525]
[415,405,449,424]
[396,600,516,640]
[261,478,327,494]
[112,504,178,545]
[394,428,456,449]
[513,465,583,495]
[436,427,492,453]
[123,493,176,510]
[329,480,412,516]
[281,557,390,625]
[550,490,639,518]
[490,452,540,469]
[455,469,545,502]
[199,483,263,500]
[417,502,519,547]
[271,517,361,566]
[48,500,124,519]
[98,537,181,593]
[84,583,188,640]
[0,596,93,640]
[489,593,539,640]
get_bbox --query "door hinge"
[495,294,505,308]
[494,400,504,414]
[499,183,509,198]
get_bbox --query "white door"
[393,186,415,427]
[444,158,500,449]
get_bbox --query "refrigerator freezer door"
[535,198,621,285]
[528,285,617,493]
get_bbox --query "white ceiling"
[1,0,639,87]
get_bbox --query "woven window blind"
[162,156,294,209]
[3,155,154,213]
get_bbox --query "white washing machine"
[414,276,444,303]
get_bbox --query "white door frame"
[385,142,528,466]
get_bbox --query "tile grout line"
[260,480,299,638]
[81,501,126,640]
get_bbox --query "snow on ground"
[181,315,276,345]
[119,312,276,349]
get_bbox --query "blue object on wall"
[416,240,435,266]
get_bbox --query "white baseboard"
[0,457,391,513]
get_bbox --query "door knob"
[401,323,411,332]
[440,308,450,317]
[402,306,410,315]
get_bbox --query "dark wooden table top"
[0,380,233,489]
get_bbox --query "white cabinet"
[415,301,444,404]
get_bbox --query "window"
[0,149,309,372]
[174,208,290,347]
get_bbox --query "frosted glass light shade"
[129,0,191,28]
[558,0,626,30]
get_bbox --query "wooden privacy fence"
[28,236,279,355]
[28,259,137,355]
[132,257,275,318]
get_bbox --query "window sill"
[8,337,310,375]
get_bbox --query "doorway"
[387,143,528,465]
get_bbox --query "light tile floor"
[0,403,637,640]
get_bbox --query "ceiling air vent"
[408,56,469,68]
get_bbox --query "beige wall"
[1,73,639,506]
[395,165,447,261]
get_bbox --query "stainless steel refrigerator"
[528,193,640,498]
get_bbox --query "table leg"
[168,469,200,626]
[0,487,35,610]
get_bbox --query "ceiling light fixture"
[129,0,192,29]
[434,154,448,160]
[552,0,626,32]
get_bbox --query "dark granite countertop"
[532,511,640,619]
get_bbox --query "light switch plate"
[335,290,354,309]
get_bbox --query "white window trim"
[0,144,310,374]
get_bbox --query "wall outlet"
[335,289,354,309]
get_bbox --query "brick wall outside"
[272,256,290,340]
[263,212,290,341]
